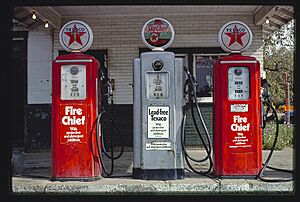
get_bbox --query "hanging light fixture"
[265,17,270,24]
[32,11,37,20]
[45,21,49,28]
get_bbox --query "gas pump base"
[214,175,257,179]
[132,168,184,180]
[50,176,102,182]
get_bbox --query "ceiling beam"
[18,13,32,23]
[12,18,29,29]
[268,19,281,29]
[23,6,61,29]
[278,8,294,18]
[27,20,44,30]
[254,5,275,25]
[262,26,274,33]
[272,14,289,24]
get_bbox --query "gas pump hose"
[181,66,214,177]
[95,110,123,177]
[95,74,131,178]
[258,98,294,182]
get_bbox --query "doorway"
[12,31,28,147]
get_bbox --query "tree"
[263,19,294,106]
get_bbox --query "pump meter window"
[146,72,169,99]
[61,65,86,100]
[228,67,249,100]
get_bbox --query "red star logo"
[64,24,86,46]
[150,33,158,42]
[224,25,247,46]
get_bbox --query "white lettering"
[233,115,247,123]
[230,123,250,131]
[231,115,250,131]
[65,106,83,115]
[62,115,85,125]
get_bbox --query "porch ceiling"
[13,5,294,36]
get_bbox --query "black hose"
[258,98,294,182]
[96,109,125,177]
[96,73,125,177]
[181,66,213,176]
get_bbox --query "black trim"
[215,175,257,179]
[132,167,142,179]
[24,104,52,151]
[133,168,185,180]
[12,31,28,148]
[50,176,102,182]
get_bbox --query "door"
[12,31,28,147]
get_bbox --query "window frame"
[193,53,227,103]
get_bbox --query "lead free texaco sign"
[218,21,253,53]
[59,20,93,52]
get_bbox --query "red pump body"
[213,54,262,177]
[51,52,101,180]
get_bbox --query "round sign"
[218,21,253,53]
[59,20,93,52]
[141,18,175,50]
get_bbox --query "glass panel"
[61,64,86,100]
[194,55,219,97]
[146,72,169,99]
[228,66,250,100]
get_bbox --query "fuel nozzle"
[261,79,271,100]
[107,79,115,97]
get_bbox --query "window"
[193,54,226,102]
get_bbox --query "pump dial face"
[152,59,164,71]
[70,66,79,75]
[234,68,243,76]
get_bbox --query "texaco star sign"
[59,20,93,52]
[218,21,253,53]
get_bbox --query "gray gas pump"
[132,18,185,180]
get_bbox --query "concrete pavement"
[10,147,295,194]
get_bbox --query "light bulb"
[265,17,270,24]
[32,12,36,20]
[45,21,49,28]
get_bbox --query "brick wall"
[184,103,213,146]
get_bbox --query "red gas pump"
[213,21,262,177]
[51,20,102,180]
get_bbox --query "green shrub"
[262,123,294,150]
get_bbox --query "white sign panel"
[61,65,86,100]
[145,141,172,150]
[147,106,169,138]
[230,104,249,112]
